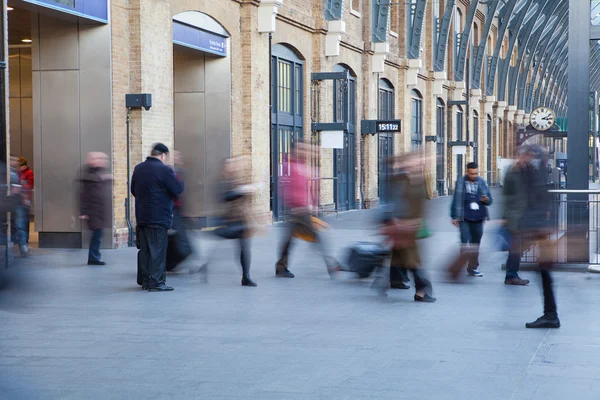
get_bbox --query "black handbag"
[214,220,245,240]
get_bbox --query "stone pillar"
[240,2,270,222]
[113,0,174,247]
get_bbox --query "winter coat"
[80,166,112,231]
[131,157,184,230]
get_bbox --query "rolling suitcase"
[343,242,389,278]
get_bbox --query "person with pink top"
[274,143,340,279]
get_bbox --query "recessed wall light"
[22,39,32,43]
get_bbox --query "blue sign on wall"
[173,21,227,57]
[22,0,108,23]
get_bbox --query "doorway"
[378,79,394,203]
[270,44,304,221]
[333,64,356,211]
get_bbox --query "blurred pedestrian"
[448,162,492,279]
[209,156,258,286]
[17,157,33,244]
[9,156,28,257]
[377,153,436,302]
[79,152,112,266]
[502,147,534,286]
[131,143,184,292]
[522,146,559,328]
[165,151,193,272]
[274,142,340,279]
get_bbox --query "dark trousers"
[540,263,557,318]
[459,221,484,269]
[505,232,522,279]
[138,226,168,288]
[390,266,410,286]
[239,237,251,278]
[88,229,103,262]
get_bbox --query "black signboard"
[376,120,401,133]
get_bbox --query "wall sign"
[22,0,108,23]
[173,21,227,57]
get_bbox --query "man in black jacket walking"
[131,143,184,291]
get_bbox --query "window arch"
[379,79,394,119]
[411,89,423,149]
[271,43,305,219]
[436,98,446,196]
[473,110,479,164]
[333,64,357,211]
[378,79,395,200]
[456,105,464,141]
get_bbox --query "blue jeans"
[12,206,29,246]
[88,229,103,262]
[459,221,484,269]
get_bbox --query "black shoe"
[276,269,295,278]
[88,260,106,266]
[390,282,410,290]
[414,294,437,303]
[142,285,149,291]
[148,285,174,292]
[241,276,257,287]
[525,316,560,329]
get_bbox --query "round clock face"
[530,107,555,131]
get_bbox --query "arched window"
[333,64,357,211]
[271,43,304,219]
[436,98,446,196]
[456,105,465,179]
[472,110,479,164]
[456,105,464,141]
[411,89,423,149]
[378,79,395,200]
[379,79,394,119]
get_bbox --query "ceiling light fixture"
[22,39,32,43]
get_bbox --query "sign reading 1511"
[376,120,401,133]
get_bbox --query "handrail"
[549,190,600,194]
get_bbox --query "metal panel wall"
[39,70,80,231]
[31,13,112,248]
[173,45,231,222]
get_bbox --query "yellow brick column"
[240,2,271,223]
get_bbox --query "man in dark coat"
[80,152,112,265]
[131,143,184,292]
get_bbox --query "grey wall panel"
[174,92,206,217]
[21,97,34,169]
[9,98,22,156]
[40,70,81,232]
[173,46,205,93]
[9,50,21,98]
[204,91,231,212]
[19,48,33,98]
[79,24,111,157]
[79,24,113,248]
[38,15,79,71]
[31,13,40,71]
[204,54,231,215]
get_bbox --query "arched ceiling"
[362,0,600,118]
